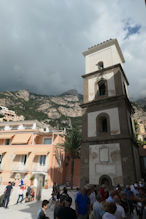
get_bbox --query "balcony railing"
[32,165,48,173]
[11,164,28,173]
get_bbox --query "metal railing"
[11,164,28,172]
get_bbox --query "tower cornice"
[81,63,129,86]
[80,94,134,114]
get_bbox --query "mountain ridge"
[0,89,83,129]
[0,89,145,129]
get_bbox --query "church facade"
[80,39,141,186]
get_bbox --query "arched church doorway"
[99,175,112,187]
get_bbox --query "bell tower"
[80,39,141,186]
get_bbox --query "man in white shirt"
[130,184,139,197]
[93,193,104,219]
[89,186,96,207]
[102,202,117,219]
[113,195,125,219]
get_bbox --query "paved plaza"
[0,190,75,219]
[0,201,54,219]
[0,199,139,219]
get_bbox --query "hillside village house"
[138,120,146,181]
[0,120,66,188]
[137,120,146,143]
[0,106,24,122]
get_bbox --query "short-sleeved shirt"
[114,204,125,219]
[57,207,77,219]
[102,212,116,219]
[37,209,49,219]
[93,201,105,219]
[75,193,89,215]
[5,185,13,196]
[89,192,96,206]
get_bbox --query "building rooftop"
[0,120,66,135]
[0,120,43,126]
[82,38,125,63]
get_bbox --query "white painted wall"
[88,77,97,102]
[85,45,123,74]
[88,108,120,137]
[88,71,116,101]
[4,126,11,131]
[89,143,123,185]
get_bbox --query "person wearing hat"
[56,196,77,219]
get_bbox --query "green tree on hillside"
[134,119,146,147]
[63,128,81,188]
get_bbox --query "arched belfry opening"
[100,116,108,133]
[98,80,106,96]
[96,113,110,135]
[95,79,107,99]
[97,61,104,70]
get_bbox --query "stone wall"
[89,143,123,185]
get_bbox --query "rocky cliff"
[0,89,145,130]
[0,89,83,129]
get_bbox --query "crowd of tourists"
[37,181,146,219]
[0,180,35,208]
[1,180,146,219]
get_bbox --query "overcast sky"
[0,0,145,99]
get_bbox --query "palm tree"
[63,127,81,188]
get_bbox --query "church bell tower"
[80,39,141,186]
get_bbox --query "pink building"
[0,120,66,188]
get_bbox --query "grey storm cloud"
[0,0,97,95]
[0,0,146,98]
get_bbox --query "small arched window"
[99,116,108,133]
[98,81,106,96]
[97,61,104,70]
[96,113,110,134]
